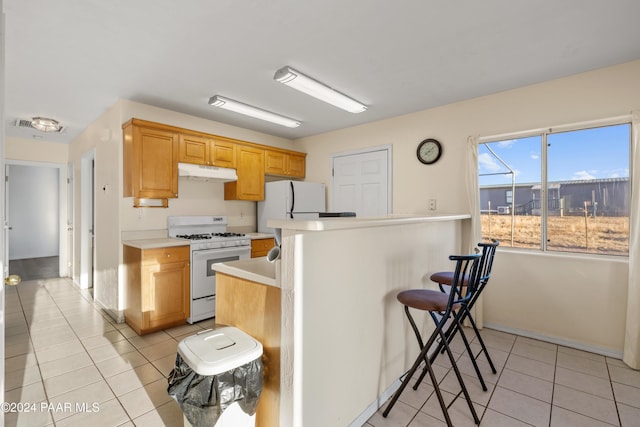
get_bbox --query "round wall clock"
[416,138,442,165]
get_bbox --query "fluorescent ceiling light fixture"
[274,66,367,113]
[31,117,62,132]
[208,95,300,128]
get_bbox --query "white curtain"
[623,111,640,370]
[465,135,483,327]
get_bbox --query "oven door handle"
[192,246,251,261]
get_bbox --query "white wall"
[279,219,466,426]
[68,101,122,314]
[298,60,640,356]
[485,251,628,353]
[6,137,69,163]
[7,164,59,259]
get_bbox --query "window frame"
[505,190,513,205]
[478,116,632,257]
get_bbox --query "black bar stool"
[383,254,482,426]
[425,240,500,392]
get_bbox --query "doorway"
[5,161,69,280]
[80,150,95,293]
[330,145,392,216]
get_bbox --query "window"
[479,123,630,256]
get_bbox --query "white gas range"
[168,216,251,323]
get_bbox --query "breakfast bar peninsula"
[213,213,471,427]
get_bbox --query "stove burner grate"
[176,234,212,240]
[212,232,246,237]
[175,232,246,240]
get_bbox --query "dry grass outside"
[481,214,629,256]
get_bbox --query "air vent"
[13,118,64,133]
[14,119,33,128]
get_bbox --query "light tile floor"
[5,277,640,426]
[367,325,640,426]
[4,277,213,427]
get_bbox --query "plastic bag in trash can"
[167,353,263,427]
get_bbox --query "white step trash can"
[168,327,263,427]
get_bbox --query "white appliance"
[497,206,510,215]
[257,180,326,233]
[168,216,251,323]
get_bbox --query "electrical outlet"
[428,199,437,210]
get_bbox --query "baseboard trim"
[67,279,125,324]
[96,301,125,324]
[349,377,402,427]
[483,322,623,360]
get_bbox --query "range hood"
[178,162,238,182]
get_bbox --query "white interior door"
[331,145,392,217]
[7,163,60,261]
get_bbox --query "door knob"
[5,275,21,286]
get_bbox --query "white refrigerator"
[257,180,326,233]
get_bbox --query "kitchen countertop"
[212,257,278,287]
[122,238,189,249]
[267,213,471,231]
[122,232,274,250]
[245,232,275,240]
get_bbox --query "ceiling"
[4,0,640,144]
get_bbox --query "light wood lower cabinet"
[124,245,190,335]
[215,273,280,427]
[251,238,275,258]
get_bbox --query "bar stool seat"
[429,271,462,285]
[397,289,461,312]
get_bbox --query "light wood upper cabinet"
[264,150,286,175]
[124,118,306,203]
[178,134,209,165]
[287,152,306,177]
[123,119,179,203]
[178,134,237,168]
[124,245,190,335]
[225,145,265,200]
[265,149,306,178]
[210,138,236,168]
